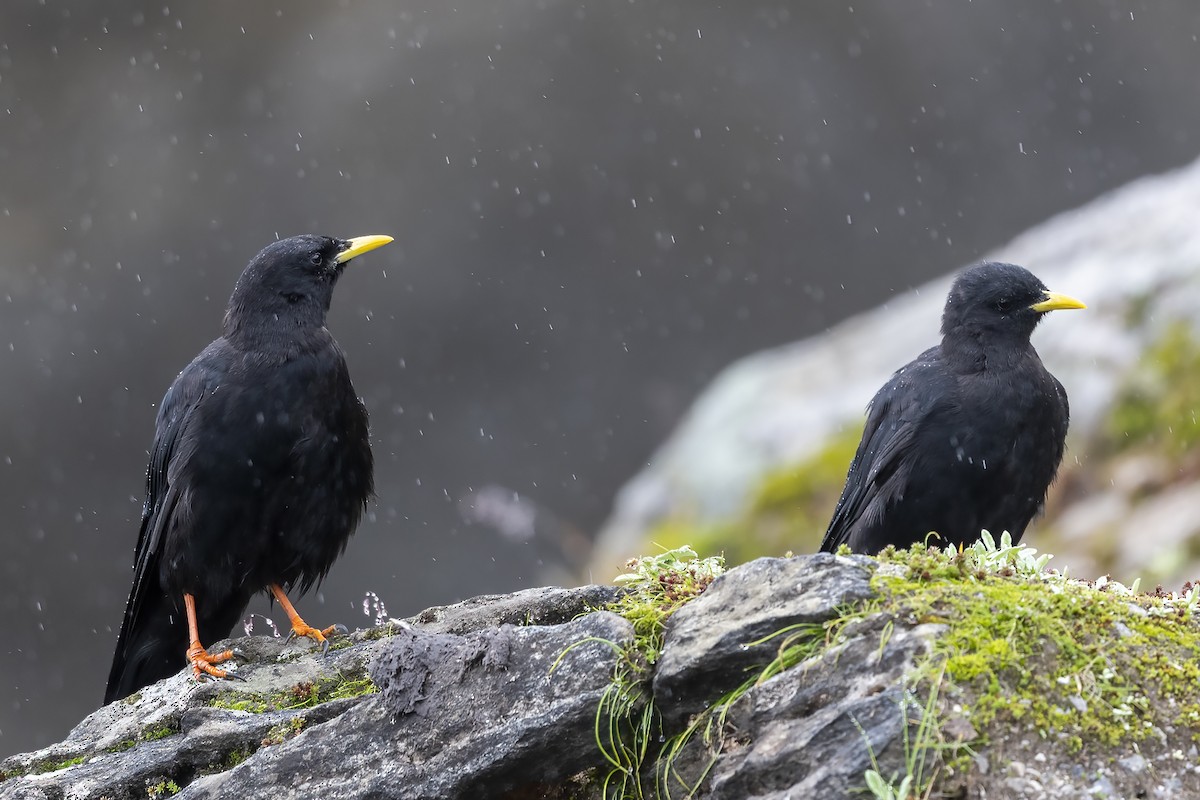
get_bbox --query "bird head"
[224,234,392,339]
[941,261,1085,346]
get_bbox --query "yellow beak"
[336,235,394,264]
[1029,290,1087,313]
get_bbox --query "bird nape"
[104,233,392,704]
[820,261,1086,556]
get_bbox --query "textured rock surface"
[654,553,875,723]
[0,585,617,800]
[185,613,631,800]
[594,156,1200,585]
[675,619,944,799]
[5,558,1198,799]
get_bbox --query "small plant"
[856,667,954,800]
[965,529,1053,577]
[611,545,726,666]
[559,545,725,799]
[262,716,307,747]
[864,769,912,800]
[656,618,851,798]
[146,779,181,797]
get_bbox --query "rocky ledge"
[4,544,1199,800]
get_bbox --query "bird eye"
[995,298,1013,313]
[310,252,323,266]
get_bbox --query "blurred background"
[3,0,1200,757]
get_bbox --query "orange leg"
[184,593,237,682]
[269,584,342,655]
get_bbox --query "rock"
[653,553,876,723]
[0,585,622,800]
[404,584,620,633]
[689,620,943,798]
[593,155,1200,588]
[7,555,1200,799]
[1118,753,1148,773]
[183,613,631,800]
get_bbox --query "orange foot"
[270,583,347,656]
[182,593,244,683]
[186,641,238,681]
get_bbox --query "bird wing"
[820,354,948,552]
[105,357,216,701]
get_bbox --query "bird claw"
[187,643,239,684]
[284,620,347,655]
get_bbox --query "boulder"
[5,554,1198,800]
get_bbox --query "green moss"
[324,677,378,702]
[362,621,407,640]
[222,747,254,770]
[101,719,180,755]
[28,754,87,774]
[1105,320,1200,456]
[140,722,179,742]
[647,425,863,563]
[871,538,1200,759]
[207,695,270,714]
[262,716,307,747]
[207,673,377,714]
[640,536,1200,797]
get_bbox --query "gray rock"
[9,556,1200,799]
[0,628,386,800]
[698,621,942,799]
[653,554,876,722]
[402,583,620,633]
[1117,753,1148,773]
[181,612,631,800]
[0,586,626,800]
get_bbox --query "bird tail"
[104,593,185,704]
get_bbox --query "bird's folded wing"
[820,365,942,552]
[108,365,212,684]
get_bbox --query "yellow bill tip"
[336,235,394,264]
[1030,290,1087,313]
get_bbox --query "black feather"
[105,235,376,703]
[821,262,1077,554]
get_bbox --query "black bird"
[105,234,391,703]
[820,262,1085,555]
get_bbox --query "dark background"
[2,0,1199,757]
